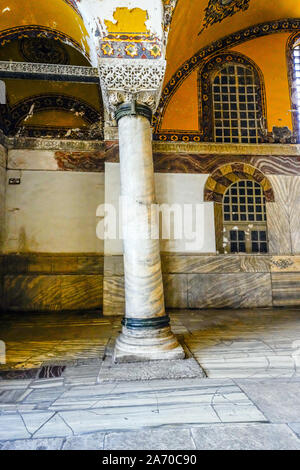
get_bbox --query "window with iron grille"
[213,64,261,144]
[223,180,268,254]
[292,37,300,138]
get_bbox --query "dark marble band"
[115,102,152,123]
[122,315,170,330]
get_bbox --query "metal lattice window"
[292,39,300,136]
[223,180,268,254]
[223,180,266,223]
[213,64,261,144]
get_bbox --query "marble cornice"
[5,136,300,156]
[152,142,300,156]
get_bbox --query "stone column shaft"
[113,103,184,362]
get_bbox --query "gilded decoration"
[199,0,251,35]
[153,18,300,142]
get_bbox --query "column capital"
[98,58,166,117]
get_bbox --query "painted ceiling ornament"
[20,38,69,64]
[199,0,251,35]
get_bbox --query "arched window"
[223,180,268,254]
[199,53,266,143]
[288,34,300,141]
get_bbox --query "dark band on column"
[122,315,170,330]
[115,101,152,123]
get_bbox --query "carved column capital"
[98,58,166,117]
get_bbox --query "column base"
[113,326,185,363]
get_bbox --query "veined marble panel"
[272,273,300,307]
[103,276,125,316]
[0,144,6,168]
[4,274,103,312]
[266,176,292,255]
[187,273,272,309]
[287,176,300,254]
[104,256,124,276]
[163,274,188,308]
[60,275,102,311]
[161,255,240,274]
[239,256,271,273]
[4,275,62,312]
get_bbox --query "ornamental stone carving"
[98,58,166,115]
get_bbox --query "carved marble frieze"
[98,58,166,115]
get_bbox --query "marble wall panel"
[4,275,62,312]
[0,146,6,253]
[3,274,103,312]
[272,273,300,307]
[161,255,240,274]
[163,274,188,308]
[103,276,125,316]
[239,256,271,273]
[2,254,104,275]
[266,176,292,255]
[60,275,102,311]
[187,273,272,309]
[271,256,300,272]
[287,176,300,254]
[103,256,124,277]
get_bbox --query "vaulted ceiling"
[0,0,299,139]
[165,0,300,82]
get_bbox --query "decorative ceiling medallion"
[20,38,69,64]
[199,0,251,35]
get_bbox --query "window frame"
[198,52,267,143]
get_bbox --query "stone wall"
[2,140,300,313]
[104,253,300,315]
[0,144,7,310]
[0,253,103,312]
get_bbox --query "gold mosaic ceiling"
[0,0,299,139]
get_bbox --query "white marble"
[114,113,184,362]
[4,170,105,253]
[7,150,58,171]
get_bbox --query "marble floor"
[0,308,300,449]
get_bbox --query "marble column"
[113,101,184,362]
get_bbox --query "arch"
[204,162,275,203]
[0,26,91,63]
[1,93,102,137]
[198,51,266,143]
[153,18,300,139]
[287,32,300,141]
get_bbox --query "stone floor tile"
[62,432,106,450]
[20,411,55,435]
[1,438,64,450]
[288,423,300,438]
[105,428,196,450]
[0,413,30,440]
[191,423,300,450]
[33,413,74,438]
[237,379,300,422]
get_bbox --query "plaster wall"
[104,162,216,255]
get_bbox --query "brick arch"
[204,163,275,203]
